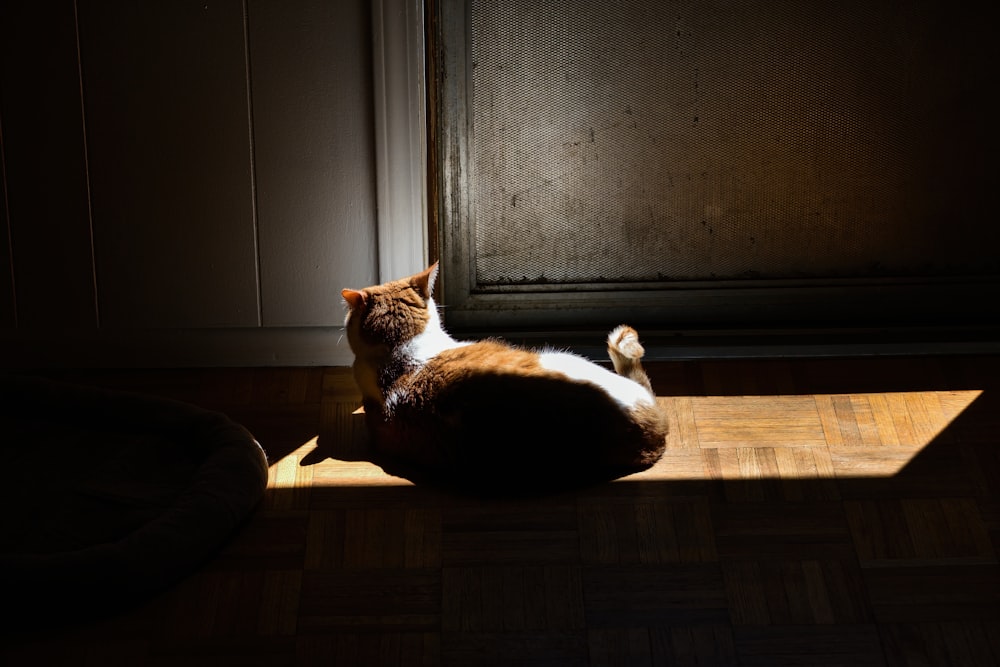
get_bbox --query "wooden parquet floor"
[4,354,1000,666]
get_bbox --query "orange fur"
[342,265,668,492]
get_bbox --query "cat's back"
[389,338,648,422]
[376,338,665,486]
[421,339,550,381]
[388,339,554,408]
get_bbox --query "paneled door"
[431,0,999,337]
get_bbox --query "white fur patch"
[538,350,654,410]
[405,298,467,363]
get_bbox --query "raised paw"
[607,324,645,360]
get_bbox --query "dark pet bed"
[0,374,268,626]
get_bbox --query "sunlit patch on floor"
[627,390,983,482]
[267,390,982,489]
[268,436,413,488]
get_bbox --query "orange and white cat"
[341,263,668,491]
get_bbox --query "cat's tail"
[607,325,655,396]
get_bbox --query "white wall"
[0,0,424,367]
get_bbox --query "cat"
[341,262,668,492]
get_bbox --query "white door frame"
[371,0,428,283]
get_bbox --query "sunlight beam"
[630,389,983,483]
[266,390,982,490]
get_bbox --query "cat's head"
[341,262,439,357]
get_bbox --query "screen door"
[431,0,998,334]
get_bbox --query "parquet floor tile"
[5,355,999,665]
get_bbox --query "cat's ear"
[411,262,439,300]
[341,288,366,310]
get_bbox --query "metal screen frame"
[429,0,999,339]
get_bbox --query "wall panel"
[0,0,97,328]
[0,0,391,366]
[249,0,377,326]
[0,159,13,328]
[79,0,259,328]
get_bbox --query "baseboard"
[0,327,355,369]
[467,325,1000,361]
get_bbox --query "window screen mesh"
[468,0,995,287]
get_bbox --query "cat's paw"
[608,324,645,360]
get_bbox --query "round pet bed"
[0,374,269,625]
